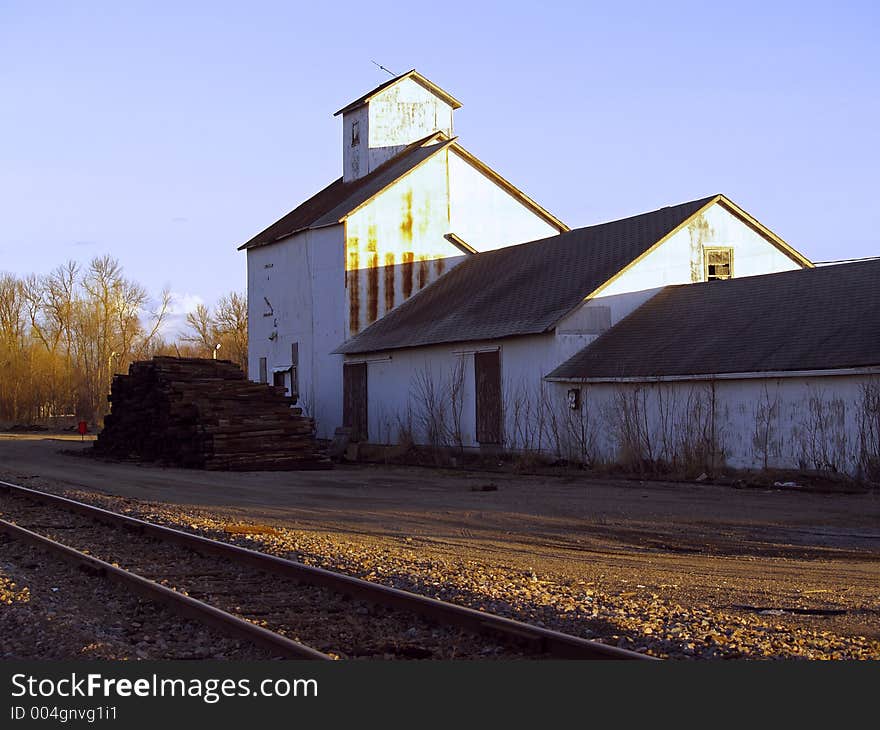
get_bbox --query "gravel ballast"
[0,491,535,660]
[2,472,877,660]
[0,532,276,660]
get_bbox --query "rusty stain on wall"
[417,195,431,238]
[384,253,395,312]
[400,191,413,241]
[344,153,470,334]
[402,252,414,299]
[687,213,713,283]
[366,226,379,325]
[418,255,429,289]
[347,249,360,334]
[367,260,379,324]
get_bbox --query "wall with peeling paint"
[549,373,878,476]
[342,105,370,182]
[344,149,464,338]
[598,201,802,298]
[343,144,564,337]
[369,77,454,166]
[343,77,454,182]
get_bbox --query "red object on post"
[78,420,88,440]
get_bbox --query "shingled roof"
[336,195,719,354]
[238,134,453,251]
[547,259,880,380]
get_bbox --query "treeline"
[0,255,247,424]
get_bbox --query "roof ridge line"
[333,70,462,117]
[237,133,457,250]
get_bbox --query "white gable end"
[345,150,465,338]
[597,200,803,299]
[448,149,560,251]
[369,77,454,150]
[344,144,565,336]
[343,76,455,182]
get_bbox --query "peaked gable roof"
[333,70,462,117]
[238,134,567,251]
[547,259,880,380]
[336,195,721,354]
[238,134,453,251]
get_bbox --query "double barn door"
[343,350,502,446]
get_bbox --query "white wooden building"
[240,71,879,477]
[336,194,816,457]
[545,259,880,479]
[238,70,566,438]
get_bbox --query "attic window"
[704,247,733,281]
[351,120,360,147]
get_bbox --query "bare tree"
[0,256,185,424]
[184,303,213,353]
[182,292,248,370]
[0,273,28,420]
[213,292,248,368]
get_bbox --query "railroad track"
[0,480,653,661]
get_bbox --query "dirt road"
[1,435,878,657]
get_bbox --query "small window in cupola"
[351,119,360,147]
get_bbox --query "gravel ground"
[0,532,276,660]
[0,492,533,660]
[3,474,878,660]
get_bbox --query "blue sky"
[2,1,878,331]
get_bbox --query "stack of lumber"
[95,357,330,470]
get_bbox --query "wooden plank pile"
[95,356,330,470]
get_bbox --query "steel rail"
[0,480,655,660]
[0,517,331,660]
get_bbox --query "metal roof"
[335,196,718,354]
[333,70,463,117]
[547,258,880,380]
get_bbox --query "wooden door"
[475,350,502,444]
[343,362,368,442]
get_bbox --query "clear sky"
[2,1,878,332]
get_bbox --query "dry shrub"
[604,381,722,477]
[796,386,849,474]
[403,360,466,465]
[857,379,880,481]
